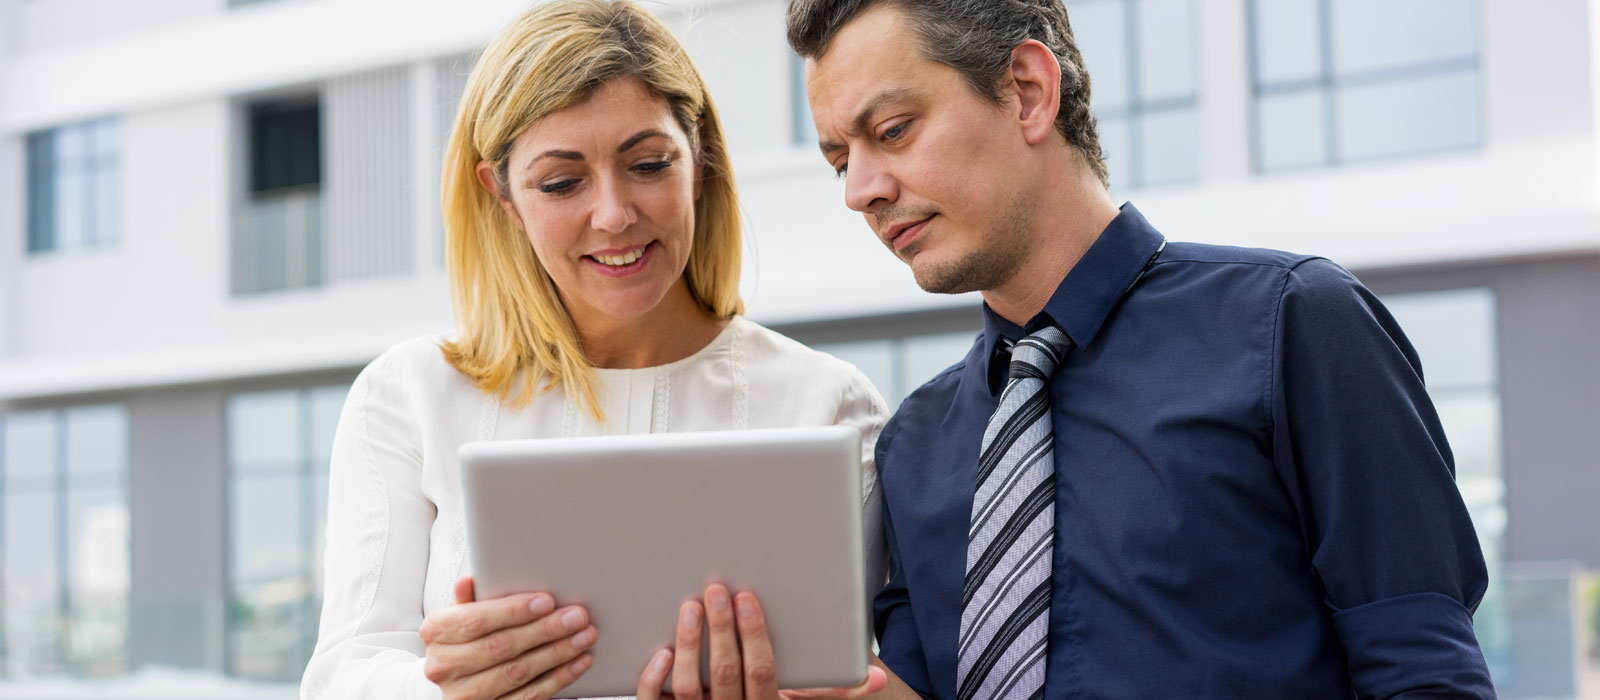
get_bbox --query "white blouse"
[301,317,890,700]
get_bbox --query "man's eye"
[834,163,849,179]
[883,122,908,140]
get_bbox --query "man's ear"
[476,160,524,231]
[1007,39,1063,147]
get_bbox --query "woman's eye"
[538,179,578,194]
[634,159,673,174]
[834,163,848,179]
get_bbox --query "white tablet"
[459,426,869,698]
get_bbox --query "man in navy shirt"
[785,0,1496,697]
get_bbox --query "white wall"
[4,97,453,397]
[12,0,224,54]
[0,134,19,358]
[2,0,1599,400]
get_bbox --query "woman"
[299,2,888,699]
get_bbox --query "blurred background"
[0,0,1596,697]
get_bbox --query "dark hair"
[786,0,1107,186]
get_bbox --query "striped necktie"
[958,325,1072,700]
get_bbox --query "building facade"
[0,0,1597,697]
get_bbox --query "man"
[785,0,1497,698]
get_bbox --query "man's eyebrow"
[818,86,918,155]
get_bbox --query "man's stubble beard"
[903,191,1033,295]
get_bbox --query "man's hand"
[634,583,888,700]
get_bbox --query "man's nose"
[843,151,897,214]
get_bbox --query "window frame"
[24,117,121,256]
[222,384,345,682]
[0,404,130,678]
[1067,0,1202,190]
[1246,0,1484,173]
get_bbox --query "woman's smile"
[584,241,657,278]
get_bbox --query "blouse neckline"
[588,315,744,377]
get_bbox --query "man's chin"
[910,258,983,295]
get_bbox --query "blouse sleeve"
[300,352,443,700]
[833,368,893,621]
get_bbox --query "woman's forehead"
[516,78,685,152]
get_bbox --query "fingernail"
[680,603,699,630]
[530,595,554,616]
[708,586,730,612]
[570,654,593,673]
[736,595,756,619]
[562,608,586,631]
[572,627,596,649]
[653,648,672,673]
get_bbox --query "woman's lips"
[584,241,655,278]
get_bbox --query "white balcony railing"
[232,189,324,296]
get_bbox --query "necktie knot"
[1008,326,1072,381]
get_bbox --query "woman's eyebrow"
[617,128,671,153]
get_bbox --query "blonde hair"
[440,0,744,420]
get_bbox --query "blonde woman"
[300,2,888,699]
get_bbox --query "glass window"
[249,101,321,194]
[1335,71,1481,164]
[900,332,979,401]
[813,340,896,405]
[1,405,129,678]
[814,329,981,410]
[235,96,324,295]
[1067,0,1201,190]
[791,53,818,148]
[1249,0,1481,171]
[1250,0,1321,86]
[1380,288,1502,561]
[1254,90,1328,172]
[226,384,349,682]
[25,117,120,255]
[1328,0,1478,78]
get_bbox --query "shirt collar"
[979,202,1167,394]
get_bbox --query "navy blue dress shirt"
[874,204,1494,699]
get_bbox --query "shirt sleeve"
[871,414,937,700]
[1270,259,1495,699]
[834,368,893,630]
[300,352,442,700]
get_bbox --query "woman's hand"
[421,576,598,700]
[635,583,888,700]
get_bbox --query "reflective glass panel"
[1380,287,1497,391]
[1250,0,1322,86]
[228,390,303,474]
[1330,0,1478,77]
[1138,107,1201,186]
[1097,116,1134,191]
[1256,89,1328,172]
[4,490,63,677]
[814,340,897,406]
[1069,0,1130,113]
[4,411,57,483]
[1136,0,1196,102]
[65,405,127,481]
[901,332,981,400]
[65,486,130,675]
[1335,70,1481,164]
